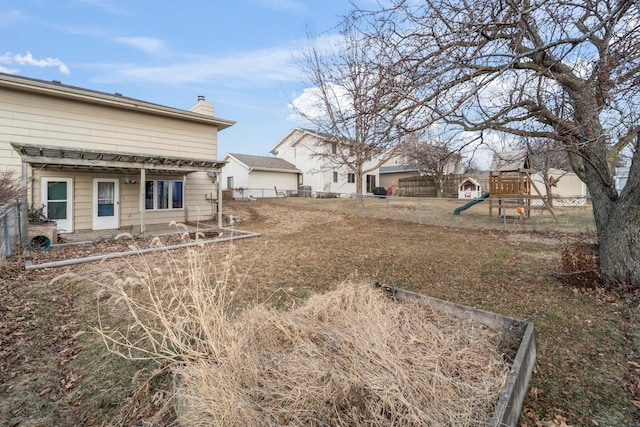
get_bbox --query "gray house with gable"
[221,153,301,198]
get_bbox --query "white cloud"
[0,65,17,74]
[287,82,356,124]
[72,0,128,15]
[0,10,28,28]
[97,44,303,86]
[287,87,325,121]
[257,0,305,12]
[115,37,166,55]
[0,51,70,75]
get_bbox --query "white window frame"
[145,180,184,210]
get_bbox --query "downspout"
[21,160,28,243]
[139,168,146,234]
[183,173,187,223]
[217,169,223,228]
[30,167,34,210]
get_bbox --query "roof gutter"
[0,73,236,130]
[249,167,302,173]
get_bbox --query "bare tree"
[0,169,21,210]
[350,0,640,287]
[527,138,572,207]
[291,25,418,197]
[402,134,462,197]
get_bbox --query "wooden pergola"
[12,142,226,236]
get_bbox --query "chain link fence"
[0,205,22,260]
[234,189,595,234]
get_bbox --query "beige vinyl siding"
[30,169,220,232]
[0,145,21,170]
[184,172,218,222]
[0,88,218,161]
[33,171,90,231]
[72,175,92,231]
[119,180,142,228]
[0,101,25,171]
[1,81,230,232]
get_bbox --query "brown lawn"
[0,200,638,426]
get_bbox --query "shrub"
[0,169,21,209]
[560,241,602,289]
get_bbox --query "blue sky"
[0,0,367,157]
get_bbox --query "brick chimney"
[190,95,215,116]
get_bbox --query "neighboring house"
[0,73,235,235]
[530,168,589,206]
[379,164,423,189]
[615,167,629,193]
[269,127,381,195]
[221,153,300,198]
[379,138,463,190]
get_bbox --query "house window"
[366,174,376,193]
[172,181,183,209]
[145,180,184,210]
[331,142,337,154]
[227,176,234,189]
[333,171,338,183]
[347,173,355,183]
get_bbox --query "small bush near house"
[0,169,21,209]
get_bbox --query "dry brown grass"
[93,238,244,364]
[173,284,509,426]
[92,234,509,426]
[2,200,638,426]
[269,195,596,233]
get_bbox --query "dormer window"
[331,142,337,154]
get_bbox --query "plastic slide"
[453,192,490,215]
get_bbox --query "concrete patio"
[57,222,219,245]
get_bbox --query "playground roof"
[490,150,530,173]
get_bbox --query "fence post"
[16,204,22,246]
[502,199,508,232]
[1,213,6,258]
[4,212,10,257]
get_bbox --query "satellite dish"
[272,150,278,156]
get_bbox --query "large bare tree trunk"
[598,208,640,286]
[588,135,640,287]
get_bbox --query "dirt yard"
[0,200,638,426]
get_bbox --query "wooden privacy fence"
[399,174,466,198]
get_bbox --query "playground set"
[454,150,557,221]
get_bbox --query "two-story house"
[269,127,381,196]
[0,73,235,235]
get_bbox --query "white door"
[41,178,73,233]
[93,179,119,230]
